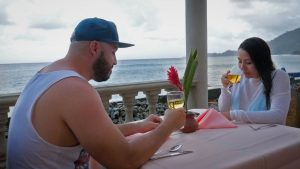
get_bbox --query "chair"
[282,67,300,127]
[286,87,300,127]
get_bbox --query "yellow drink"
[227,74,241,84]
[168,99,184,109]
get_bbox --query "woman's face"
[237,49,260,79]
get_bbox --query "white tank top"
[7,70,90,169]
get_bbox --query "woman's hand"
[221,111,231,120]
[221,70,231,88]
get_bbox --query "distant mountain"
[208,50,237,57]
[209,27,300,56]
[268,28,300,55]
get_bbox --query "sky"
[0,0,300,64]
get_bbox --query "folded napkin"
[195,108,237,129]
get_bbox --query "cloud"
[112,0,160,31]
[30,21,65,30]
[14,33,40,41]
[0,2,14,26]
[229,0,300,40]
[230,0,287,8]
[1,0,300,63]
[0,13,13,25]
[145,37,183,42]
[207,0,300,52]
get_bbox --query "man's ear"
[89,41,101,56]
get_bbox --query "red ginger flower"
[167,66,183,91]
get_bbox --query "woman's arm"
[218,87,232,112]
[218,70,232,112]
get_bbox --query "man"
[7,17,186,169]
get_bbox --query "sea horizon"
[1,55,300,99]
[1,53,300,65]
[0,56,187,65]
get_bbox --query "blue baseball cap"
[71,17,134,48]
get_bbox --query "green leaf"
[184,56,198,104]
[183,49,197,88]
[183,49,198,108]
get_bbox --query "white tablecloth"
[142,124,300,169]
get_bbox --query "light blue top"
[218,69,291,124]
[231,76,267,111]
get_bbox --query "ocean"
[1,55,300,100]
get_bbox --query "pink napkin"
[196,108,237,129]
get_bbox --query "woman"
[218,37,291,124]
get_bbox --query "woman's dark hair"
[238,37,275,109]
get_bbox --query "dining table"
[141,123,300,169]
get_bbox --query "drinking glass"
[167,91,184,109]
[226,65,242,93]
[227,65,242,84]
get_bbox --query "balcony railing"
[0,78,299,169]
[0,80,207,169]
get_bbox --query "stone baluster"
[120,92,138,122]
[98,92,112,112]
[165,88,175,92]
[144,90,161,115]
[0,105,9,169]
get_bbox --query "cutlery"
[249,124,277,131]
[154,144,182,155]
[151,150,193,160]
[169,144,183,152]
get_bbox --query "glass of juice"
[226,65,242,93]
[167,91,184,109]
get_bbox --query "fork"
[249,124,277,131]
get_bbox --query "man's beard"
[92,52,113,82]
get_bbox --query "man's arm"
[60,78,185,169]
[90,114,163,169]
[117,114,162,136]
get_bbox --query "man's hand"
[137,114,162,133]
[162,108,186,131]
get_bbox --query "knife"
[150,151,193,160]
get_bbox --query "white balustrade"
[0,80,239,169]
[0,80,179,168]
[144,90,161,115]
[0,106,9,169]
[120,92,138,122]
[98,91,112,112]
[0,93,18,169]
